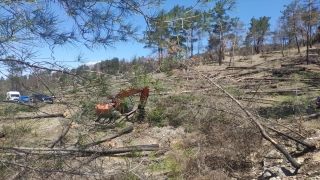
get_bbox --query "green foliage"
[118,98,134,113]
[184,123,195,133]
[150,155,181,178]
[0,103,34,116]
[67,87,82,94]
[93,58,120,75]
[115,121,126,128]
[246,16,271,53]
[226,86,244,97]
[161,58,180,72]
[93,75,113,98]
[16,122,32,134]
[1,125,13,136]
[78,100,97,123]
[128,61,153,88]
[153,94,197,128]
[75,133,90,150]
[148,108,166,127]
[121,172,140,180]
[142,9,171,59]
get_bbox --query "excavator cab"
[95,86,150,123]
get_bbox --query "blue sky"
[36,0,293,69]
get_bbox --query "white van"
[6,91,21,101]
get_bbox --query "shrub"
[148,108,165,127]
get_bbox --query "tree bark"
[0,113,67,121]
[83,126,133,149]
[295,35,300,53]
[297,112,320,120]
[1,144,160,157]
[307,28,310,64]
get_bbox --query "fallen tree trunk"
[297,112,320,120]
[0,113,67,121]
[281,63,303,67]
[218,69,269,79]
[238,77,320,82]
[245,89,302,94]
[226,66,257,70]
[84,126,134,148]
[0,144,160,157]
[236,97,280,105]
[266,126,315,149]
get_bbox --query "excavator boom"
[95,86,150,119]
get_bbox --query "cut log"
[272,67,305,76]
[281,63,302,67]
[220,69,268,79]
[0,112,67,121]
[239,77,320,82]
[226,66,257,70]
[0,144,160,157]
[83,126,134,148]
[297,112,320,120]
[245,89,302,95]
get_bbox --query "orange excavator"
[95,86,150,122]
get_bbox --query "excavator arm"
[115,86,150,109]
[95,86,150,119]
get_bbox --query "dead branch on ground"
[0,113,67,121]
[0,144,160,157]
[225,66,257,70]
[83,126,134,149]
[297,112,320,120]
[245,89,303,94]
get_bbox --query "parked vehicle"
[18,95,31,103]
[32,94,54,104]
[6,91,20,101]
[316,96,320,107]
